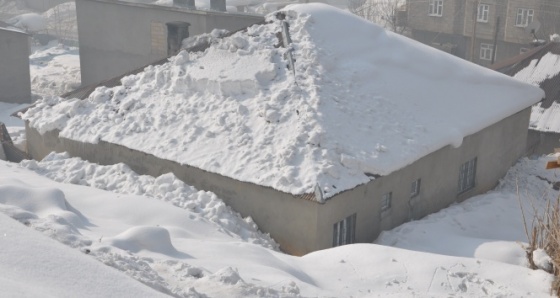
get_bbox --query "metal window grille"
[332,213,357,247]
[410,179,421,198]
[381,192,392,211]
[458,157,477,193]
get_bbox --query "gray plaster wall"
[76,0,263,86]
[314,108,531,249]
[527,129,560,156]
[26,107,531,255]
[25,124,320,256]
[0,29,31,104]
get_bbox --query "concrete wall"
[25,125,320,256]
[76,0,263,86]
[0,29,31,104]
[313,108,531,249]
[527,129,560,156]
[26,107,532,255]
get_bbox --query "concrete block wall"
[0,29,31,104]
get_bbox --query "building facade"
[0,23,31,104]
[407,0,560,66]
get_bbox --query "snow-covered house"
[491,39,560,156]
[75,0,264,86]
[23,4,544,255]
[0,21,31,104]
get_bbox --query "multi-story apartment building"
[407,0,560,66]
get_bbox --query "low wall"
[527,130,559,156]
[26,124,320,255]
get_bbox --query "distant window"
[458,157,477,194]
[381,192,392,211]
[411,179,421,198]
[520,47,529,54]
[480,43,494,60]
[477,4,489,22]
[429,0,443,17]
[516,8,534,27]
[333,213,356,247]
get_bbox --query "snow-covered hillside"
[0,2,557,297]
[0,154,556,297]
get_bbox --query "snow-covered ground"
[0,153,556,297]
[0,2,557,297]
[30,41,80,96]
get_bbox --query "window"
[520,47,529,54]
[516,8,534,27]
[381,192,392,211]
[477,4,489,22]
[429,0,443,16]
[410,179,421,198]
[458,157,477,193]
[480,43,494,61]
[333,213,356,247]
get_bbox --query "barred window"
[458,157,477,193]
[333,213,357,247]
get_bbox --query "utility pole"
[491,16,500,64]
[470,0,480,62]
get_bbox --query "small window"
[477,4,489,22]
[428,0,443,17]
[458,157,477,194]
[332,213,356,247]
[516,8,534,27]
[480,43,494,61]
[410,179,421,198]
[520,47,529,54]
[381,192,392,211]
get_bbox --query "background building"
[406,0,560,66]
[0,21,31,104]
[76,0,264,86]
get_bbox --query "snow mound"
[7,13,47,32]
[21,152,278,250]
[0,178,69,217]
[23,4,544,199]
[108,226,183,256]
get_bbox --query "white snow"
[6,12,46,32]
[0,3,557,297]
[0,154,556,297]
[29,42,81,96]
[0,210,168,297]
[0,85,557,296]
[24,4,543,199]
[513,50,560,133]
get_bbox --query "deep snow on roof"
[510,45,560,133]
[24,3,544,199]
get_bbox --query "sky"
[0,1,557,297]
